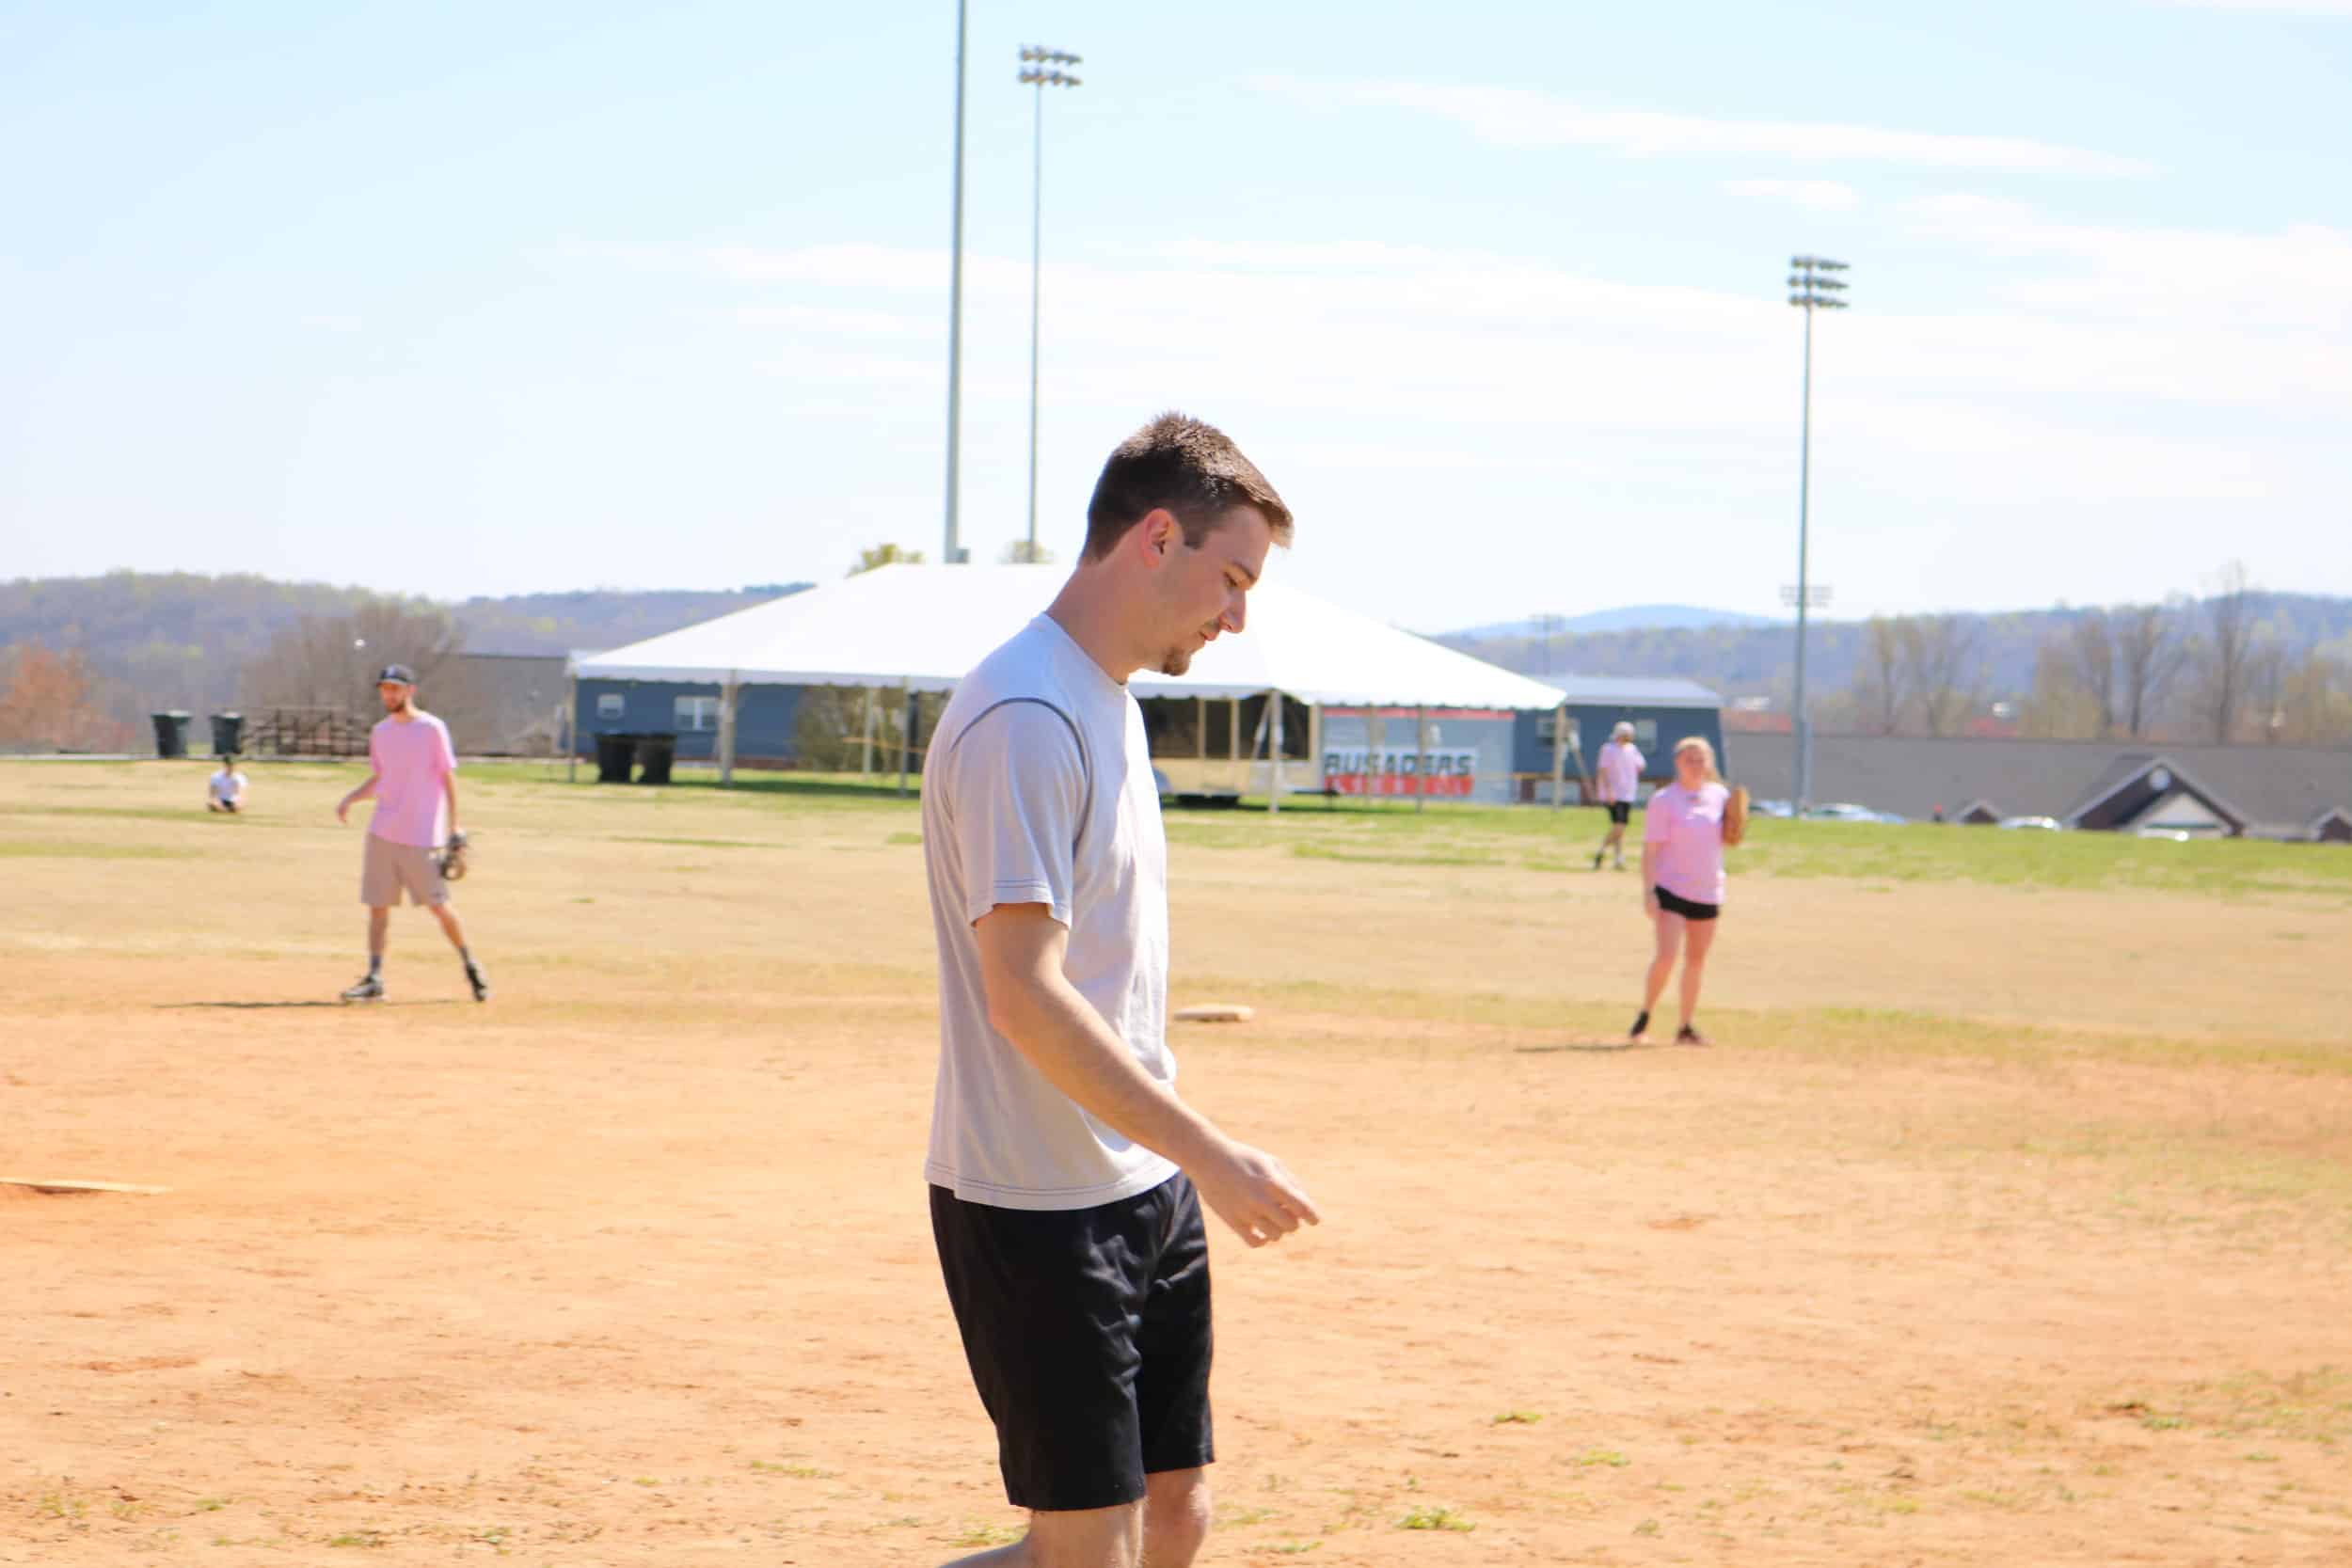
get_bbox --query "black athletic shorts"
[1655,885,1720,922]
[930,1173,1215,1512]
[1607,801,1631,825]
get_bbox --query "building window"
[675,695,721,732]
[596,693,624,721]
[1634,719,1659,752]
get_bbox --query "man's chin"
[1156,647,1195,677]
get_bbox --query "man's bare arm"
[973,903,1319,1247]
[336,770,381,823]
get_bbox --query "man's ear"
[1136,508,1180,562]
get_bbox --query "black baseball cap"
[376,664,417,686]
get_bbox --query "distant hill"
[1450,605,1780,640]
[0,572,811,732]
[1436,592,2352,721]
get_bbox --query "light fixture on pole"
[1017,46,1081,565]
[941,1,971,564]
[1787,254,1849,815]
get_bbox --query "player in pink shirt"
[333,665,489,1004]
[1589,721,1645,871]
[1630,736,1731,1046]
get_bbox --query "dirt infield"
[5,762,2350,1565]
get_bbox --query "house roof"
[1730,733,2351,832]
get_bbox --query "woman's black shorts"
[930,1174,1215,1512]
[1607,801,1632,825]
[1655,885,1720,921]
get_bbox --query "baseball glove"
[436,829,471,881]
[1722,786,1751,848]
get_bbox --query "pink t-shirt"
[1644,780,1729,905]
[367,713,456,848]
[1597,741,1644,803]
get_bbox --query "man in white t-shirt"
[1591,721,1645,870]
[205,758,248,814]
[922,412,1320,1568]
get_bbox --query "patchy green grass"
[0,840,203,861]
[1397,1504,1476,1531]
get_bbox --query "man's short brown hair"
[1082,412,1294,562]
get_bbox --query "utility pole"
[1786,255,1850,814]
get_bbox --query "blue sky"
[3,1,2345,634]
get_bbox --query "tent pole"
[1551,702,1566,809]
[898,680,916,798]
[719,672,739,787]
[1269,692,1284,816]
[1306,703,1322,802]
[1366,708,1385,809]
[1415,704,1427,815]
[1228,699,1240,791]
[565,671,578,784]
[861,688,877,778]
[1196,696,1207,762]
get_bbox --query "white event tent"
[572,563,1574,807]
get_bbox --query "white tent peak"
[574,562,1569,711]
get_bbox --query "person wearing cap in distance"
[1590,721,1645,871]
[334,664,489,1003]
[206,756,248,814]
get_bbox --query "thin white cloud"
[1727,179,1862,212]
[2164,1,2352,11]
[300,314,363,333]
[1904,195,2352,331]
[1250,76,2157,177]
[734,304,932,338]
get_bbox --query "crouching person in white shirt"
[207,758,249,815]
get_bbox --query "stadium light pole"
[1787,255,1849,815]
[941,0,971,565]
[1019,47,1082,563]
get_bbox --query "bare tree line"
[1833,562,2352,746]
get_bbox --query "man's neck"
[1042,569,1143,687]
[388,706,418,722]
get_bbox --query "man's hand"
[1190,1139,1320,1248]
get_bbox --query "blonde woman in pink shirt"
[1629,736,1731,1046]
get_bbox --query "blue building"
[1508,675,1726,801]
[573,677,807,764]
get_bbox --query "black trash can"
[209,712,245,757]
[150,710,192,759]
[634,732,676,786]
[595,732,637,784]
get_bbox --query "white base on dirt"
[1173,1004,1254,1023]
[1,1177,172,1196]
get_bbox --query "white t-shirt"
[208,768,247,803]
[1597,741,1644,803]
[921,615,1178,1211]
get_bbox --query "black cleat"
[1592,849,1606,870]
[466,964,491,1004]
[1675,1024,1711,1048]
[341,975,384,1004]
[1629,1009,1650,1041]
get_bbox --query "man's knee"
[1142,1469,1211,1567]
[1023,1500,1143,1568]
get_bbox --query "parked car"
[1751,798,1796,818]
[1997,816,2063,832]
[1806,801,1903,825]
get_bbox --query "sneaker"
[1592,849,1606,870]
[1629,1009,1650,1041]
[1674,1024,1710,1047]
[341,975,384,1004]
[465,964,491,1004]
